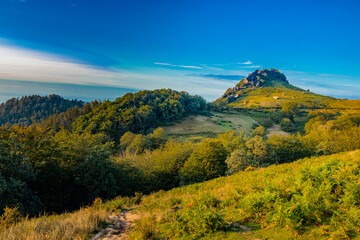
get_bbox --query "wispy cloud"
[0,44,233,101]
[238,60,253,65]
[282,69,360,99]
[154,62,202,69]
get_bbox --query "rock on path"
[92,209,139,240]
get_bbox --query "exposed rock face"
[219,69,288,102]
[236,68,288,89]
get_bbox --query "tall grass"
[0,207,109,240]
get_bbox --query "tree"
[245,136,278,167]
[252,126,265,136]
[218,130,246,153]
[281,101,298,120]
[180,139,227,185]
[267,134,310,164]
[280,118,296,132]
[226,149,253,175]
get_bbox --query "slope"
[126,150,360,239]
[217,69,360,110]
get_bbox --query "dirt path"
[266,124,290,138]
[92,209,139,240]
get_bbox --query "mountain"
[216,69,340,109]
[0,94,84,126]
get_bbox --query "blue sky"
[0,0,359,102]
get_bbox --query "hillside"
[125,150,360,239]
[2,150,359,239]
[217,69,360,110]
[0,94,84,126]
[72,89,207,142]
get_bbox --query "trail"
[92,209,139,240]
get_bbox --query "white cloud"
[0,44,231,101]
[238,60,253,65]
[154,62,202,69]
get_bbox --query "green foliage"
[119,128,168,154]
[302,113,360,155]
[116,139,195,192]
[280,118,296,132]
[280,101,299,119]
[41,100,101,131]
[180,139,227,185]
[245,136,278,167]
[267,134,311,164]
[72,89,207,142]
[225,148,253,175]
[217,130,247,153]
[252,126,265,136]
[163,195,225,239]
[258,117,274,128]
[0,126,43,215]
[129,216,158,240]
[0,94,83,126]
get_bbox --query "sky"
[0,0,359,103]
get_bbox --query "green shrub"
[165,206,225,239]
[259,117,274,128]
[226,149,253,175]
[252,126,265,136]
[280,118,296,132]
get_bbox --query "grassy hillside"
[127,150,360,239]
[4,150,359,239]
[217,69,360,110]
[162,111,258,141]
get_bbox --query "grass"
[162,112,257,141]
[3,150,360,239]
[0,194,131,240]
[0,207,109,240]
[127,150,360,239]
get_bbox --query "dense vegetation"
[128,150,360,239]
[0,94,84,126]
[0,70,360,239]
[72,89,207,142]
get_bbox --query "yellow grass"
[162,111,257,141]
[0,207,109,240]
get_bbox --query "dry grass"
[266,124,290,138]
[0,207,109,240]
[162,112,257,141]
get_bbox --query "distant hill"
[216,68,359,110]
[0,94,84,126]
[72,89,207,142]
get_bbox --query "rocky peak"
[219,69,289,102]
[237,68,288,89]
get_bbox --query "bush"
[226,149,253,175]
[0,207,22,229]
[267,135,311,164]
[280,118,296,132]
[167,202,225,239]
[258,117,274,128]
[180,139,227,185]
[252,126,265,136]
